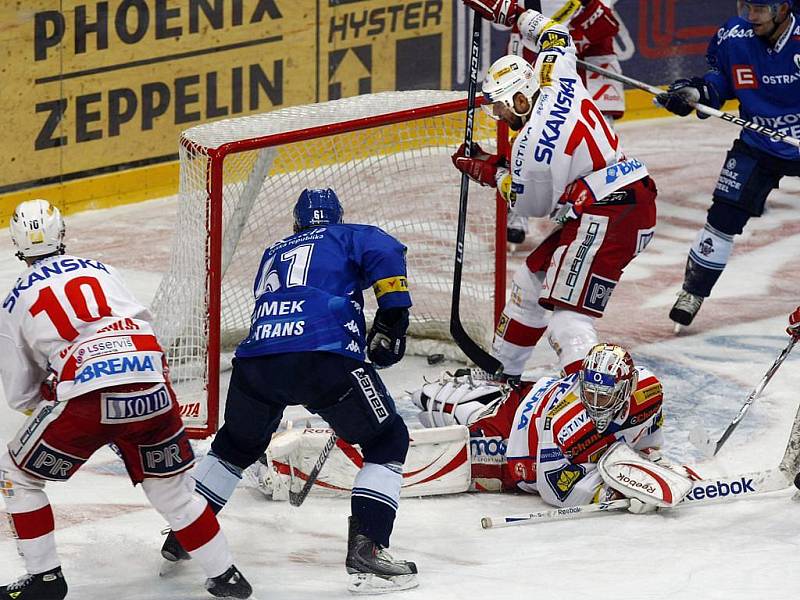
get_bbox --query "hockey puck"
[427,353,445,365]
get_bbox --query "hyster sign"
[0,0,450,194]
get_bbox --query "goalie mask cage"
[151,90,506,438]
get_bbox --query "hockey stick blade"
[688,423,716,458]
[479,467,792,528]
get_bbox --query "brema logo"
[74,355,156,383]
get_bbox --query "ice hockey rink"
[1,114,800,599]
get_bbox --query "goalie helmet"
[9,199,66,262]
[578,344,638,433]
[481,54,538,129]
[293,188,344,232]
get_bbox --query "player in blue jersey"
[160,188,418,594]
[656,0,800,330]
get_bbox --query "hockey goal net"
[151,90,506,438]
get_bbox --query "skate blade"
[672,322,682,335]
[347,573,418,594]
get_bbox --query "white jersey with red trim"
[501,15,646,219]
[505,366,664,507]
[0,254,165,411]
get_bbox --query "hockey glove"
[367,307,409,368]
[461,0,524,27]
[550,177,595,224]
[655,77,712,118]
[788,306,800,340]
[452,142,508,188]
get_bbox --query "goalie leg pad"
[597,442,692,508]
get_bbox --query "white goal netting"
[151,90,501,434]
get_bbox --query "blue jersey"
[702,14,800,160]
[236,224,411,360]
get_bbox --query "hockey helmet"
[481,54,538,129]
[293,188,344,232]
[738,0,791,19]
[578,344,638,433]
[10,199,66,262]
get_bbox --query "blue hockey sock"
[351,462,402,548]
[684,224,733,297]
[192,451,243,514]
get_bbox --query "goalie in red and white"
[452,1,657,379]
[251,344,695,513]
[414,343,694,511]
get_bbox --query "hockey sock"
[351,462,402,548]
[174,504,233,579]
[192,451,243,514]
[0,455,61,574]
[684,224,733,297]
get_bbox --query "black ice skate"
[0,567,67,600]
[205,565,252,599]
[345,516,418,594]
[669,290,704,332]
[159,529,191,576]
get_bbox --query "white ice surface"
[1,115,800,599]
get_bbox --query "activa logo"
[684,476,756,501]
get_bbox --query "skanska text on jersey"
[3,257,110,314]
[534,78,577,165]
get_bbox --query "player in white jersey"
[453,2,658,378]
[502,0,626,244]
[413,344,694,510]
[0,200,251,600]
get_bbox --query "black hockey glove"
[367,307,409,368]
[655,77,712,118]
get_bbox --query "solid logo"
[101,385,171,424]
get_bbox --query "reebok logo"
[684,477,756,501]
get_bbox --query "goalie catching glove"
[451,142,509,188]
[366,307,409,368]
[597,441,694,514]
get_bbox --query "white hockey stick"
[480,467,793,529]
[576,59,800,149]
[689,337,797,457]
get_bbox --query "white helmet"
[10,199,66,261]
[481,54,538,124]
[578,344,638,433]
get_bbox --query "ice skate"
[0,567,67,600]
[159,528,190,576]
[205,565,252,599]
[345,517,418,594]
[669,290,704,332]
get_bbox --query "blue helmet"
[293,188,344,232]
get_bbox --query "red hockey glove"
[40,372,57,402]
[572,0,619,56]
[788,306,800,339]
[462,0,524,27]
[550,177,595,224]
[452,142,507,188]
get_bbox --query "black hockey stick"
[451,12,504,377]
[288,431,338,507]
[689,336,797,457]
[576,59,800,149]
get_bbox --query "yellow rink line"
[0,90,737,228]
